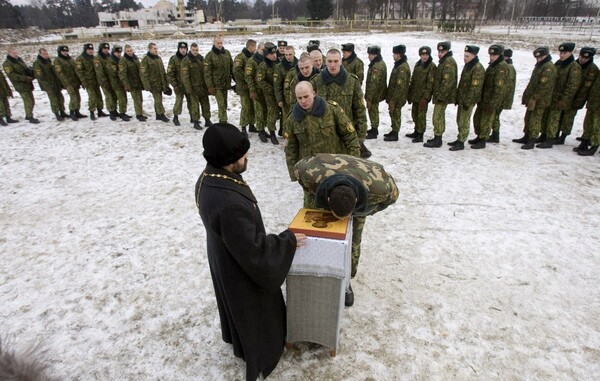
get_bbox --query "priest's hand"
[294,233,307,248]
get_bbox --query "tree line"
[0,0,598,30]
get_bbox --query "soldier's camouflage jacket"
[456,57,485,108]
[502,59,516,110]
[204,45,233,90]
[342,52,365,85]
[551,55,582,110]
[3,55,34,93]
[433,51,457,104]
[181,53,208,96]
[284,66,319,110]
[140,52,168,92]
[233,48,253,95]
[257,57,278,96]
[365,55,387,103]
[33,55,61,93]
[167,52,187,93]
[408,57,436,103]
[522,55,557,109]
[245,53,264,95]
[275,57,297,105]
[480,56,509,110]
[386,56,410,106]
[0,69,12,97]
[93,51,111,88]
[53,53,81,89]
[75,51,99,89]
[106,53,124,92]
[119,53,143,91]
[572,59,599,110]
[585,74,600,111]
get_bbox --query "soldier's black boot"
[157,114,170,122]
[119,113,130,121]
[258,130,269,143]
[26,116,40,124]
[360,141,372,159]
[204,118,213,127]
[345,282,354,307]
[69,111,78,121]
[90,111,96,120]
[405,130,418,138]
[136,114,147,121]
[449,141,464,151]
[59,110,68,118]
[411,132,423,143]
[512,134,528,144]
[97,109,108,117]
[366,128,378,139]
[555,132,568,145]
[448,139,460,146]
[0,117,7,126]
[578,145,599,156]
[534,133,546,143]
[173,115,180,126]
[241,126,248,137]
[573,139,590,152]
[471,139,487,149]
[467,136,481,144]
[55,113,64,121]
[75,110,87,118]
[6,116,18,123]
[536,139,553,149]
[576,136,583,141]
[109,111,118,121]
[270,131,279,145]
[521,138,535,150]
[248,123,257,132]
[383,131,398,141]
[193,120,203,130]
[487,131,500,143]
[423,135,442,148]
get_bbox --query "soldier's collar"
[242,47,253,58]
[343,51,357,63]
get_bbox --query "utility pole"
[508,0,516,35]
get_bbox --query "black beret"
[278,40,287,47]
[559,42,575,52]
[437,41,451,51]
[341,43,355,52]
[419,46,431,55]
[57,45,69,53]
[264,42,277,55]
[112,46,123,53]
[580,47,597,58]
[393,45,406,54]
[203,123,250,168]
[504,48,513,58]
[367,45,381,55]
[464,45,480,54]
[307,44,320,53]
[84,43,94,50]
[100,42,110,50]
[308,40,320,47]
[488,44,504,55]
[178,41,188,49]
[534,46,550,57]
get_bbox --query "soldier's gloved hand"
[250,92,257,100]
[527,99,536,111]
[208,87,216,95]
[418,99,427,111]
[462,104,469,111]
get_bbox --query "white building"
[98,0,206,28]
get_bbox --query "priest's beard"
[232,158,248,174]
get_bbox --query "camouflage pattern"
[245,54,266,129]
[33,55,65,114]
[386,57,410,132]
[106,53,127,114]
[408,57,436,133]
[181,53,211,122]
[94,51,115,112]
[257,58,279,132]
[562,60,599,136]
[472,58,507,140]
[284,67,319,112]
[342,53,365,85]
[545,56,582,137]
[53,54,81,111]
[293,153,399,277]
[311,68,368,139]
[284,98,361,180]
[432,52,457,135]
[0,70,12,118]
[167,52,191,117]
[3,56,35,117]
[76,51,104,112]
[522,56,557,138]
[365,57,387,129]
[233,48,254,127]
[493,60,516,133]
[119,54,144,116]
[585,75,600,145]
[204,46,233,122]
[141,52,168,115]
[275,58,296,121]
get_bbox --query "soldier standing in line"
[233,39,257,134]
[383,44,410,142]
[167,41,191,126]
[275,45,298,135]
[276,40,287,61]
[119,44,147,122]
[204,35,234,124]
[406,46,437,143]
[245,42,267,141]
[33,47,67,121]
[76,43,107,120]
[293,153,399,307]
[513,46,557,150]
[105,46,129,121]
[94,42,117,120]
[538,42,582,148]
[54,45,86,121]
[447,45,485,151]
[3,47,39,123]
[488,48,516,143]
[341,43,364,85]
[181,42,211,131]
[141,42,171,122]
[365,46,388,140]
[574,47,600,152]
[470,44,508,149]
[577,73,600,156]
[425,41,457,148]
[0,66,17,125]
[309,49,325,72]
[283,54,319,115]
[257,42,280,145]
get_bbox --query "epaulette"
[349,73,360,80]
[327,100,340,107]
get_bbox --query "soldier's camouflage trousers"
[351,215,366,278]
[544,108,568,138]
[238,91,255,127]
[130,90,143,116]
[473,106,497,140]
[18,91,35,118]
[559,108,578,135]
[411,102,428,133]
[264,92,278,131]
[150,91,165,115]
[524,107,548,139]
[432,102,448,136]
[368,101,380,129]
[582,109,600,144]
[252,92,267,129]
[114,89,127,114]
[215,88,228,122]
[389,101,402,132]
[0,95,11,118]
[85,86,103,112]
[66,86,81,111]
[455,104,475,142]
[190,91,211,122]
[173,90,191,116]
[101,85,116,113]
[492,109,503,133]
[45,89,65,114]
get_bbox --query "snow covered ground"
[2,32,600,380]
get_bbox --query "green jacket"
[522,56,557,109]
[275,57,296,105]
[140,52,168,92]
[233,48,253,95]
[284,96,361,180]
[284,66,319,110]
[3,55,34,93]
[244,53,264,95]
[106,53,124,92]
[551,55,582,109]
[502,60,516,110]
[585,75,600,111]
[53,54,81,89]
[75,52,99,88]
[0,69,12,97]
[408,57,436,103]
[480,57,509,110]
[365,56,387,103]
[167,52,186,93]
[456,57,485,108]
[342,53,364,85]
[93,52,111,88]
[181,53,208,96]
[386,57,410,106]
[203,45,233,90]
[311,67,367,139]
[294,153,399,217]
[257,57,278,97]
[572,60,599,109]
[33,55,61,93]
[433,51,457,104]
[119,53,143,91]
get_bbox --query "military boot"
[487,131,500,143]
[241,126,248,137]
[0,117,7,126]
[26,116,40,124]
[535,133,546,143]
[576,136,583,141]
[555,132,568,145]
[449,141,464,151]
[573,139,590,152]
[467,136,481,144]
[109,111,118,121]
[204,118,213,127]
[270,132,279,145]
[345,282,354,307]
[136,114,147,121]
[75,110,87,118]
[69,111,78,121]
[97,109,108,117]
[578,145,599,156]
[536,140,553,149]
[90,111,96,120]
[423,135,442,148]
[6,116,18,123]
[156,114,170,122]
[248,124,257,132]
[521,139,535,150]
[471,140,486,149]
[360,141,372,158]
[119,113,130,121]
[405,130,418,138]
[447,139,460,146]
[411,132,424,143]
[512,135,528,144]
[193,121,203,130]
[55,113,64,122]
[59,110,68,118]
[366,128,378,139]
[173,115,180,126]
[258,130,269,143]
[383,131,398,141]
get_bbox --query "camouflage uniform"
[342,48,365,85]
[140,52,169,116]
[106,49,127,115]
[284,66,319,112]
[76,47,104,113]
[455,55,484,142]
[33,54,65,115]
[583,75,600,146]
[245,53,266,130]
[293,153,399,278]
[204,45,233,122]
[53,49,81,112]
[545,51,582,140]
[522,54,557,140]
[233,47,255,128]
[275,57,297,125]
[386,56,410,133]
[3,55,35,118]
[408,54,436,134]
[493,56,516,134]
[365,53,387,134]
[432,51,457,136]
[284,96,361,179]
[119,53,144,116]
[181,52,211,123]
[569,57,599,139]
[257,56,279,133]
[167,48,191,120]
[473,55,509,140]
[94,45,116,114]
[0,69,12,119]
